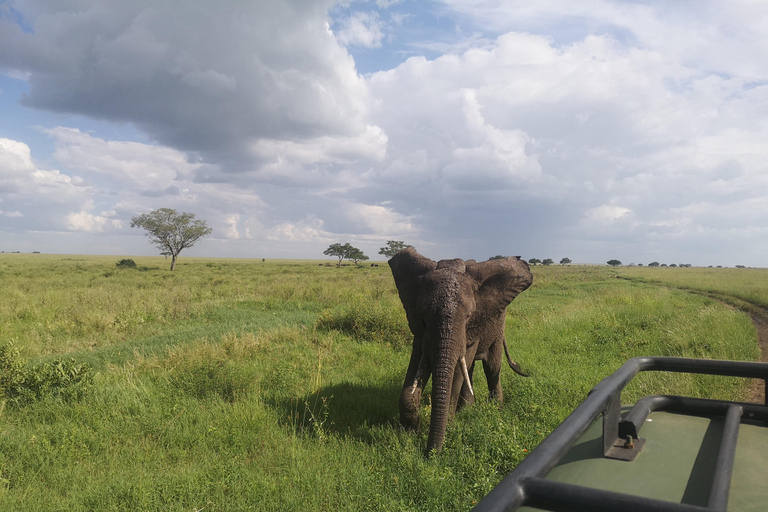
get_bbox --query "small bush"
[116,259,137,269]
[315,300,411,348]
[0,342,94,406]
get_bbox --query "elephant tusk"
[460,355,474,396]
[411,352,427,394]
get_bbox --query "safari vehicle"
[473,357,768,512]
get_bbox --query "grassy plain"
[616,265,768,310]
[0,255,762,511]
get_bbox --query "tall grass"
[0,255,762,510]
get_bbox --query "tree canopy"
[324,243,368,266]
[560,257,572,265]
[607,259,622,266]
[378,241,412,259]
[347,248,369,265]
[130,208,212,270]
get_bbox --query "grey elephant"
[388,247,533,455]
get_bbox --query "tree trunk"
[170,254,177,271]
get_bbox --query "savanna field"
[0,254,764,511]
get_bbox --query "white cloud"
[46,127,195,190]
[268,217,327,242]
[335,12,385,48]
[347,203,415,235]
[3,2,768,265]
[66,211,110,232]
[585,205,631,224]
[224,214,241,240]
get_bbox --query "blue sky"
[1,0,767,266]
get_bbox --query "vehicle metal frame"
[473,356,768,512]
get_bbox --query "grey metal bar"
[620,395,768,440]
[473,357,768,512]
[522,477,715,512]
[707,405,742,511]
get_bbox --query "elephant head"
[389,247,533,455]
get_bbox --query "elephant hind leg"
[483,341,504,406]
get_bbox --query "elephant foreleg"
[400,346,430,431]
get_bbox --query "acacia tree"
[379,241,412,258]
[607,259,622,266]
[130,208,212,270]
[324,242,367,266]
[542,258,554,266]
[348,248,370,266]
[560,257,572,265]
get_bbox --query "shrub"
[315,301,411,349]
[116,258,137,268]
[0,342,94,406]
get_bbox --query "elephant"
[388,247,533,455]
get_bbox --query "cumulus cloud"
[0,0,377,165]
[0,137,98,233]
[335,11,385,48]
[2,1,768,264]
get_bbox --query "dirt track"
[748,311,768,403]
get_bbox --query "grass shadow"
[275,381,403,442]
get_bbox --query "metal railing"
[473,356,768,512]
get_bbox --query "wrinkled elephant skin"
[388,247,533,455]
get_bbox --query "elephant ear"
[466,257,533,314]
[388,247,437,332]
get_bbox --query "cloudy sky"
[1,0,767,266]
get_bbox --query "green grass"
[0,255,762,511]
[616,265,768,310]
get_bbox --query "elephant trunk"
[425,354,458,456]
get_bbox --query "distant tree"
[638,263,644,267]
[736,265,746,269]
[378,241,413,258]
[324,243,353,266]
[542,258,554,266]
[130,208,212,271]
[661,264,668,267]
[528,258,541,266]
[348,248,370,266]
[560,257,572,265]
[669,264,677,268]
[607,259,622,267]
[489,255,506,260]
[648,261,660,267]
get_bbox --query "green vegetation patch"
[0,342,94,407]
[0,255,763,511]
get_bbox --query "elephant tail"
[503,338,529,377]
